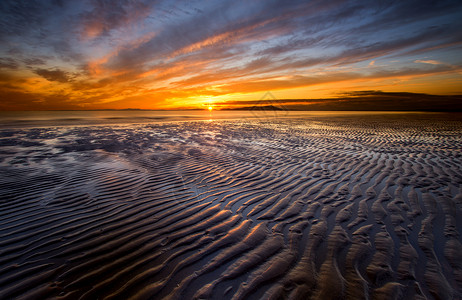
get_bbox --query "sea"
[0,110,421,128]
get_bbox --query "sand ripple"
[0,113,461,299]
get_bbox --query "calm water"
[0,110,428,128]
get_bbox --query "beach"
[0,112,461,299]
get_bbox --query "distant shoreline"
[2,108,462,112]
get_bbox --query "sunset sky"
[1,0,461,110]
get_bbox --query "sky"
[0,0,461,110]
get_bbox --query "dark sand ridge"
[0,113,461,299]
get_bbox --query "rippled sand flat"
[0,113,461,299]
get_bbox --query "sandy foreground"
[0,113,461,299]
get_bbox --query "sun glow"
[208,106,213,111]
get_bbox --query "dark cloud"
[216,91,462,111]
[0,0,83,70]
[79,0,151,39]
[0,57,18,69]
[256,4,462,70]
[34,68,70,83]
[0,89,78,110]
[23,57,47,67]
[0,0,45,39]
[360,0,462,32]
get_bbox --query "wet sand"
[0,113,461,299]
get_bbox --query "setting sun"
[208,106,213,111]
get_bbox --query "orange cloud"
[414,59,444,65]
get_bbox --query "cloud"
[0,57,18,69]
[34,68,70,83]
[169,60,460,96]
[0,1,45,40]
[100,1,316,72]
[23,57,47,67]
[79,0,151,40]
[414,59,444,65]
[1,0,461,109]
[214,90,462,111]
[0,89,76,110]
